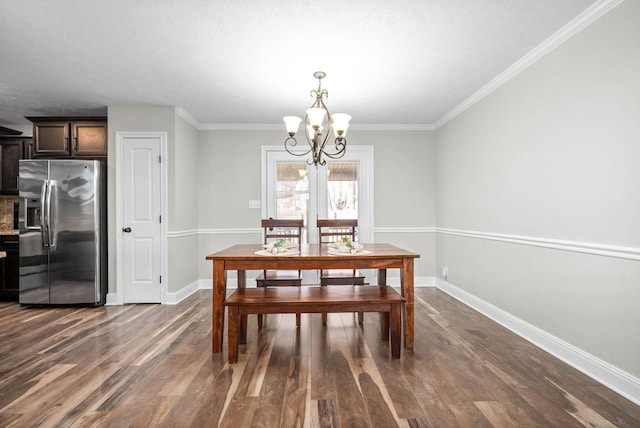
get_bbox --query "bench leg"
[257,314,264,329]
[390,303,402,359]
[238,270,247,344]
[228,307,239,364]
[380,312,389,341]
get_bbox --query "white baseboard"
[105,293,119,306]
[436,278,640,406]
[164,280,200,304]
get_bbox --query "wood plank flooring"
[0,288,638,427]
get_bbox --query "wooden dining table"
[206,243,420,353]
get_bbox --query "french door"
[262,146,373,245]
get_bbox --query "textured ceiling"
[0,0,609,127]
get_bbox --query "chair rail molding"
[437,228,640,261]
[374,227,436,234]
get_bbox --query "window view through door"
[275,163,309,241]
[326,162,358,220]
[275,162,359,243]
[265,146,373,246]
[265,146,373,283]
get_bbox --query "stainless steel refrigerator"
[18,159,107,306]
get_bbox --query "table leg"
[401,259,414,350]
[212,259,227,353]
[378,268,387,286]
[237,270,247,345]
[378,269,388,340]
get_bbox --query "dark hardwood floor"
[0,288,638,427]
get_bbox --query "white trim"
[198,228,261,235]
[175,107,201,130]
[105,292,119,306]
[173,226,640,261]
[374,227,436,234]
[164,280,200,304]
[349,124,435,132]
[179,119,435,132]
[115,131,168,305]
[166,229,200,238]
[434,0,623,129]
[436,278,640,406]
[174,227,435,236]
[438,227,640,261]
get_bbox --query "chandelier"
[283,71,351,166]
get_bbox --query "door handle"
[123,227,132,233]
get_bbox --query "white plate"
[262,241,297,249]
[254,249,300,256]
[327,248,372,256]
[327,241,361,249]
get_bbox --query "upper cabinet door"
[72,121,107,156]
[28,117,107,158]
[0,138,28,194]
[33,121,70,156]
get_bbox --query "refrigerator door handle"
[46,180,55,251]
[40,180,49,250]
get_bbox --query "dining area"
[205,219,420,363]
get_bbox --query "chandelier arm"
[284,136,313,157]
[320,137,347,160]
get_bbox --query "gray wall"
[107,106,200,294]
[197,129,437,281]
[435,0,640,378]
[167,114,200,292]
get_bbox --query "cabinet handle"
[64,136,69,150]
[73,137,78,152]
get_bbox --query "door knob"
[123,227,132,233]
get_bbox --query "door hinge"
[158,155,162,163]
[160,275,162,284]
[159,215,162,223]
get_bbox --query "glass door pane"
[326,162,358,221]
[275,162,309,242]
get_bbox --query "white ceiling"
[0,0,611,128]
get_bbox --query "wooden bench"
[223,286,405,363]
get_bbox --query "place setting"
[327,237,371,256]
[254,239,300,256]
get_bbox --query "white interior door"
[119,134,163,303]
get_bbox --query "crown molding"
[188,121,435,132]
[433,0,624,129]
[175,107,201,129]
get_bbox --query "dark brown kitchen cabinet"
[0,235,19,301]
[27,117,107,158]
[0,136,31,194]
